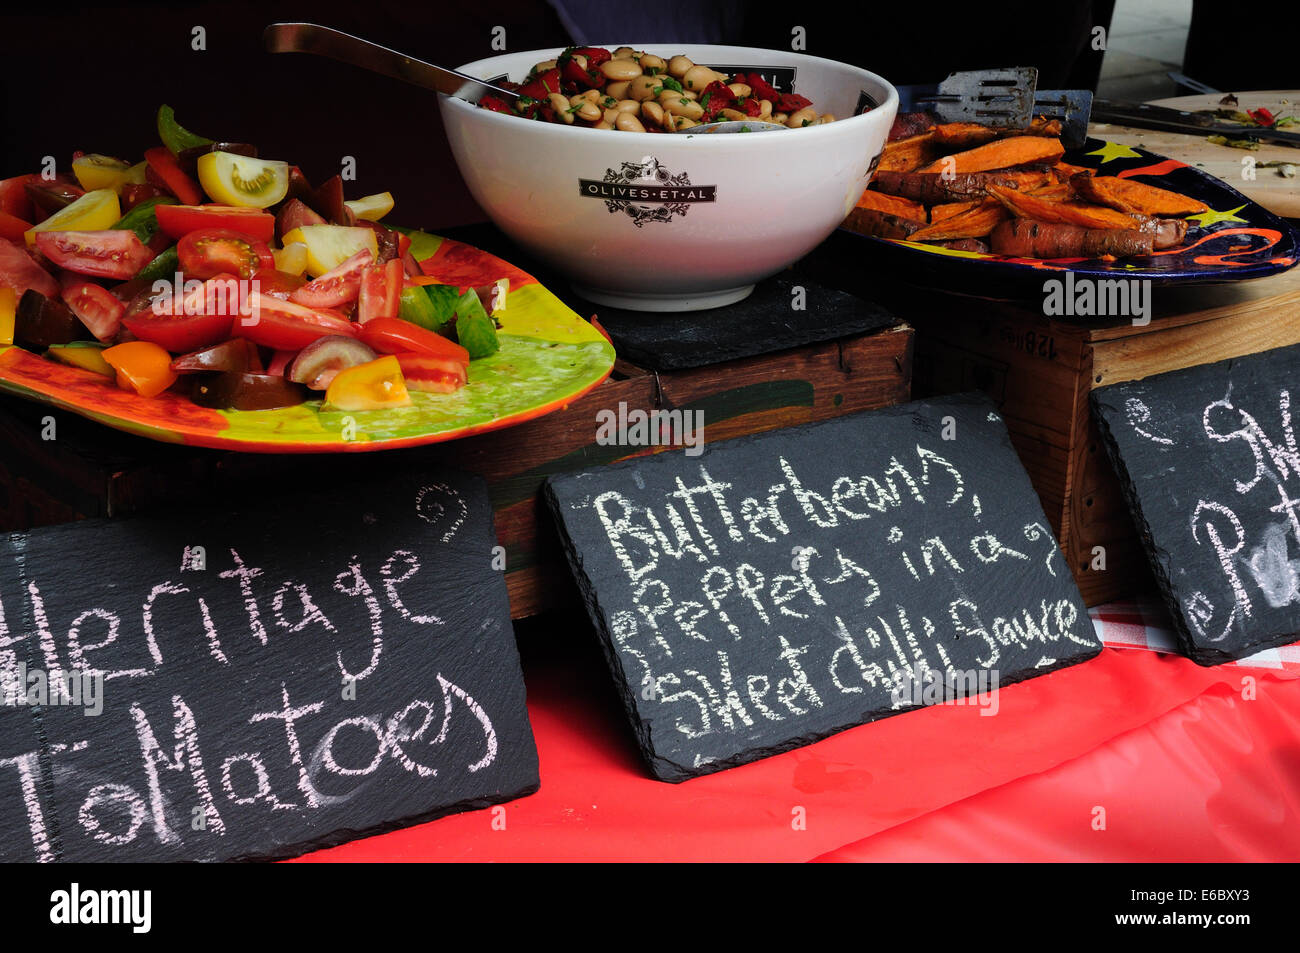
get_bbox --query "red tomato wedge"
[394,352,468,393]
[155,205,276,243]
[123,273,240,352]
[0,175,39,221]
[236,291,358,351]
[178,228,275,281]
[250,267,307,300]
[357,259,403,324]
[35,230,154,280]
[0,210,32,244]
[357,315,470,364]
[144,146,204,206]
[288,248,373,309]
[0,239,59,298]
[61,275,125,343]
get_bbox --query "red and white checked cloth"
[1091,592,1300,674]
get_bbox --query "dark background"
[3,1,1292,231]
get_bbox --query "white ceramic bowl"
[439,45,897,311]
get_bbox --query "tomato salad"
[0,106,504,414]
[479,46,835,132]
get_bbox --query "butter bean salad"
[478,46,835,132]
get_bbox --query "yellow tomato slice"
[273,241,309,276]
[47,343,115,377]
[0,287,16,346]
[102,341,178,398]
[71,154,135,193]
[196,152,289,209]
[281,225,379,277]
[344,192,395,222]
[324,355,411,411]
[25,189,121,245]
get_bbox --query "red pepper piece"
[518,67,562,101]
[561,58,604,91]
[700,80,735,121]
[572,46,612,67]
[1248,107,1276,127]
[776,92,813,114]
[741,96,762,117]
[479,94,514,115]
[742,72,782,105]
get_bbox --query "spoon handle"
[263,23,518,104]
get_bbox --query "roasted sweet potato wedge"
[918,136,1065,174]
[988,184,1140,230]
[878,132,938,173]
[855,189,928,221]
[908,199,1008,241]
[843,207,926,240]
[932,122,999,150]
[1071,174,1208,216]
[872,169,1051,204]
[990,219,1154,258]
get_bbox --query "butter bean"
[605,80,632,99]
[786,105,817,127]
[641,101,665,125]
[667,55,694,78]
[661,94,704,119]
[629,74,663,101]
[577,101,601,122]
[601,58,643,81]
[549,93,575,123]
[682,64,725,90]
[615,113,647,133]
[727,83,752,98]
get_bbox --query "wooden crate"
[891,266,1300,605]
[0,323,913,617]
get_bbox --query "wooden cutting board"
[1089,90,1299,218]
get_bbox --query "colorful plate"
[843,138,1300,295]
[0,232,616,452]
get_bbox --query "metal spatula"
[1031,89,1094,148]
[910,67,1040,128]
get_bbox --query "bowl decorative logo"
[578,156,717,227]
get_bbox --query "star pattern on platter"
[1085,140,1144,163]
[1185,204,1248,227]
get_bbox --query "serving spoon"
[263,22,789,134]
[264,23,521,104]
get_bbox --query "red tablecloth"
[295,636,1300,862]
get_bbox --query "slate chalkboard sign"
[0,469,538,861]
[545,394,1101,781]
[1093,344,1300,665]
